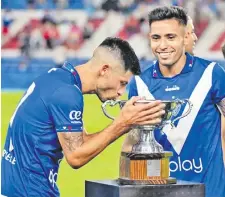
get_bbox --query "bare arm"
[58,118,129,169]
[82,128,101,142]
[58,97,165,169]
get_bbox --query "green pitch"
[1,92,128,197]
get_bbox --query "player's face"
[185,19,198,55]
[96,65,133,102]
[149,19,188,67]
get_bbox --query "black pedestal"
[85,179,205,197]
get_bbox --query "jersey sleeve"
[128,76,138,99]
[48,85,84,132]
[211,64,225,104]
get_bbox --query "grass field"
[1,92,128,197]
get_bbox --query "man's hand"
[116,96,165,128]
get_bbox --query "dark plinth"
[85,179,205,197]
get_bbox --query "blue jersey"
[129,53,225,197]
[1,62,84,197]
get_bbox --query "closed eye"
[120,81,128,86]
[167,34,176,40]
[151,35,160,40]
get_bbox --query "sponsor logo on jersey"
[49,169,58,188]
[69,110,82,124]
[165,85,180,92]
[169,157,203,174]
[2,138,16,165]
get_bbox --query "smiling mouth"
[157,52,173,55]
[157,51,174,58]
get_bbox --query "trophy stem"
[140,129,154,142]
[132,126,163,154]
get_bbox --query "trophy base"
[119,151,173,184]
[118,177,176,185]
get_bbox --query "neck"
[75,63,96,94]
[159,54,186,77]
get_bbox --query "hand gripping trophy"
[102,99,192,185]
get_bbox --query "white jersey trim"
[135,76,155,100]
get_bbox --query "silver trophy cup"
[102,99,192,185]
[102,99,192,154]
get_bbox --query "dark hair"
[148,6,188,27]
[99,37,141,75]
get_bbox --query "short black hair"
[99,37,141,75]
[148,6,188,27]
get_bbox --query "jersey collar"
[152,53,194,78]
[62,62,82,91]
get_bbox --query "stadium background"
[1,0,225,196]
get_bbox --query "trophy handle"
[101,100,121,120]
[171,99,193,125]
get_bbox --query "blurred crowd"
[2,0,225,66]
[2,9,98,66]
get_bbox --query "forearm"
[66,119,129,168]
[82,130,101,142]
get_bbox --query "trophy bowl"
[102,99,192,185]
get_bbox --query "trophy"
[101,99,192,185]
